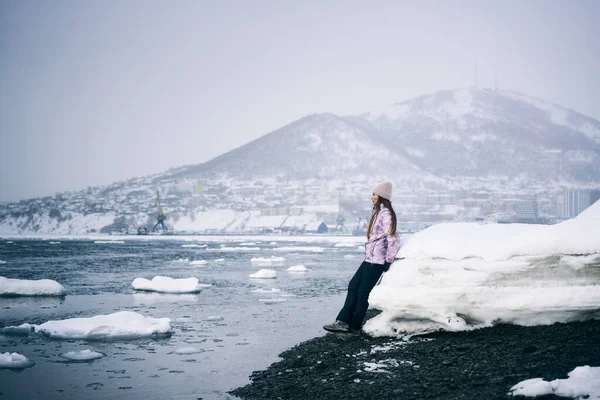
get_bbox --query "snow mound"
[0,352,34,369]
[33,311,172,340]
[250,256,285,263]
[365,201,600,336]
[249,269,277,279]
[59,349,104,361]
[287,265,309,273]
[0,277,65,296]
[510,366,600,399]
[132,276,211,294]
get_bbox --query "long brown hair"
[367,196,397,240]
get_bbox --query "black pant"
[336,261,385,330]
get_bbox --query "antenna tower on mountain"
[153,189,168,232]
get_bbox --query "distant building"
[591,190,600,206]
[514,200,538,222]
[557,189,591,219]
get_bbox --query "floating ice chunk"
[6,241,13,244]
[0,352,34,369]
[559,254,599,270]
[273,246,324,253]
[0,260,6,264]
[174,258,189,262]
[287,265,309,273]
[94,240,124,244]
[204,316,224,321]
[249,269,277,279]
[132,276,211,294]
[0,277,65,296]
[208,247,260,252]
[258,298,287,304]
[269,242,278,245]
[510,366,600,398]
[34,311,172,340]
[59,349,104,361]
[0,323,33,336]
[49,242,61,245]
[250,256,285,263]
[214,258,225,262]
[181,244,207,248]
[239,242,256,246]
[174,347,205,355]
[190,260,208,265]
[251,288,281,293]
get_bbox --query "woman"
[323,181,401,333]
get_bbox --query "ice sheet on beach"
[30,311,172,340]
[0,277,65,296]
[0,352,34,369]
[365,201,600,336]
[509,365,600,399]
[132,276,211,294]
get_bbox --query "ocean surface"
[0,236,366,399]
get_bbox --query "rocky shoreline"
[231,318,600,399]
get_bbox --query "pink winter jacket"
[364,205,402,265]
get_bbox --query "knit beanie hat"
[373,181,392,200]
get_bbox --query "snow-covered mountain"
[1,88,599,235]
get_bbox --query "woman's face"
[371,193,379,206]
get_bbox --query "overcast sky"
[1,0,598,202]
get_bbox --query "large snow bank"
[131,276,211,294]
[0,277,65,296]
[509,365,600,399]
[33,311,172,340]
[365,201,600,336]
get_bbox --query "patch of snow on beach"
[509,365,600,399]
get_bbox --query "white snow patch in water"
[132,276,211,294]
[0,277,65,296]
[59,349,104,361]
[249,269,277,279]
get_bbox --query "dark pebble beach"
[230,317,600,400]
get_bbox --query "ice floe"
[204,315,224,321]
[0,277,65,296]
[132,276,211,294]
[287,265,309,273]
[0,352,34,369]
[509,365,600,399]
[249,269,277,279]
[208,246,260,252]
[0,260,6,264]
[174,347,205,355]
[189,260,208,265]
[93,240,124,244]
[273,246,324,253]
[251,288,281,293]
[32,311,172,340]
[250,256,285,263]
[59,349,104,361]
